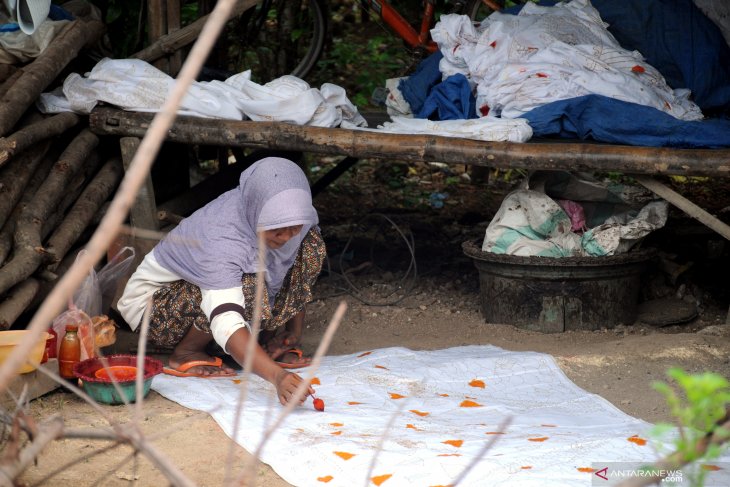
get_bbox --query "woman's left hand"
[275,370,314,406]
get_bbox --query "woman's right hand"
[275,369,315,406]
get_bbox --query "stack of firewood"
[0,19,122,330]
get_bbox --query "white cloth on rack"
[37,58,367,128]
[365,115,532,143]
[431,0,703,121]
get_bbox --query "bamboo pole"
[90,107,730,177]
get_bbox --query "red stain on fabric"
[490,40,497,48]
[631,65,645,73]
[521,466,533,470]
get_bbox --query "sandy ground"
[18,270,730,486]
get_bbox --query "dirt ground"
[17,160,730,486]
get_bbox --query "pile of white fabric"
[38,58,367,128]
[431,0,703,121]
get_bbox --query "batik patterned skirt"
[146,228,325,347]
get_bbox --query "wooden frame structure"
[88,106,730,242]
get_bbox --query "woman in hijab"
[117,157,326,406]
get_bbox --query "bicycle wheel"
[232,0,327,82]
[460,0,504,23]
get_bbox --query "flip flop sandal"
[275,348,311,369]
[163,356,236,378]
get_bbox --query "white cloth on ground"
[151,345,730,487]
[37,58,367,128]
[431,0,704,121]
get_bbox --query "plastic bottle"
[59,324,81,380]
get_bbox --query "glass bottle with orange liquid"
[59,324,81,380]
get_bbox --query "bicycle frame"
[359,0,439,53]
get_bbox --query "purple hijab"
[153,157,318,296]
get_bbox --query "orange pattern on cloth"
[443,440,463,447]
[330,422,343,427]
[371,474,392,486]
[334,451,355,460]
[406,424,420,430]
[628,435,647,446]
[317,475,334,482]
[311,377,321,385]
[460,400,482,407]
[469,379,486,388]
[348,401,363,405]
[410,410,429,417]
[577,467,595,473]
[528,437,549,442]
[437,454,461,457]
[389,393,406,399]
[521,466,533,470]
[357,351,373,358]
[702,465,721,471]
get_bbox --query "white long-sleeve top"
[117,252,250,352]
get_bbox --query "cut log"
[0,141,51,228]
[0,130,99,296]
[0,113,80,166]
[89,107,730,177]
[0,152,58,265]
[0,65,17,85]
[0,20,105,137]
[131,0,257,63]
[46,158,123,268]
[0,70,21,98]
[0,279,39,330]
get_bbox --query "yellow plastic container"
[0,331,51,374]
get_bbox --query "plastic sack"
[52,246,135,359]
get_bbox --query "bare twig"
[451,417,512,486]
[0,415,63,485]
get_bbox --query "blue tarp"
[397,0,730,148]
